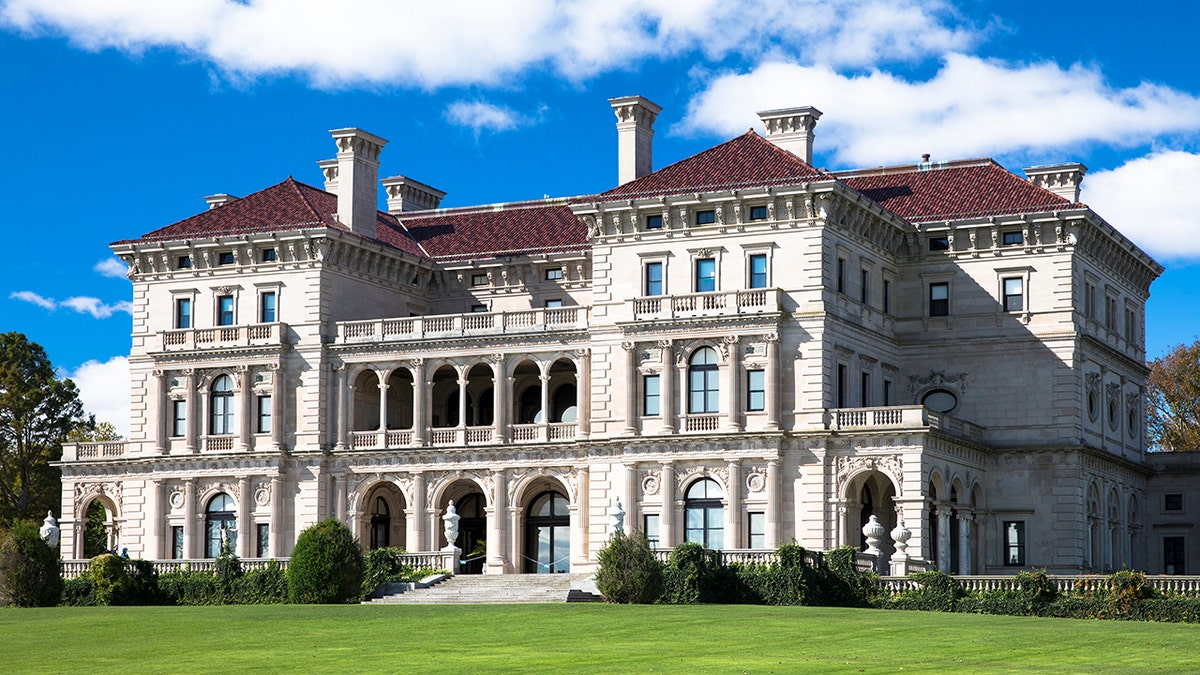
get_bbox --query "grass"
[4,604,1200,673]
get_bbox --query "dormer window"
[695,210,716,225]
[749,205,768,221]
[929,236,949,252]
[261,248,277,262]
[217,251,235,266]
[177,256,192,269]
[545,268,563,281]
[470,273,488,287]
[646,214,663,230]
[1001,231,1024,246]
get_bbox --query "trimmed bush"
[661,542,723,604]
[885,570,966,613]
[158,568,219,606]
[0,520,62,607]
[287,519,364,604]
[595,531,662,604]
[60,576,96,607]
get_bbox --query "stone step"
[366,573,601,604]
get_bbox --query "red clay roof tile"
[399,203,589,262]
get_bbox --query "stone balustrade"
[631,288,780,320]
[61,552,459,579]
[825,406,987,443]
[876,574,1200,596]
[64,442,127,462]
[344,423,580,450]
[337,307,589,344]
[161,322,286,352]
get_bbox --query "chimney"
[758,107,823,164]
[608,95,662,185]
[204,193,237,210]
[1024,163,1088,203]
[317,159,339,193]
[329,128,388,239]
[381,175,447,213]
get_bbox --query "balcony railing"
[65,442,127,461]
[631,288,780,321]
[825,406,986,443]
[161,322,286,352]
[337,307,589,344]
[205,435,235,452]
[345,423,579,450]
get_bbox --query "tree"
[0,519,63,607]
[1147,341,1200,451]
[66,421,122,444]
[0,332,90,526]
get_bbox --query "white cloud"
[10,290,56,310]
[445,100,523,135]
[1082,151,1200,261]
[680,55,1200,167]
[69,356,130,437]
[0,0,977,88]
[94,257,128,278]
[10,291,131,318]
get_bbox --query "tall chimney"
[381,175,446,213]
[608,95,662,185]
[329,128,388,239]
[758,107,823,164]
[1024,163,1088,203]
[204,194,237,210]
[317,159,339,194]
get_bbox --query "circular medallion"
[642,475,660,496]
[255,487,271,507]
[746,472,766,493]
[169,490,184,510]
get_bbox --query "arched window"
[688,347,720,414]
[370,496,391,549]
[526,490,570,573]
[205,493,237,558]
[684,478,724,549]
[210,375,234,435]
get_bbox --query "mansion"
[60,96,1189,576]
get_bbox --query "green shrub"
[158,568,219,606]
[886,570,965,613]
[0,520,62,607]
[1107,569,1155,612]
[661,542,723,604]
[235,562,288,604]
[214,551,244,597]
[60,576,96,606]
[1014,569,1059,606]
[90,554,136,605]
[594,531,663,604]
[287,519,364,604]
[824,546,879,607]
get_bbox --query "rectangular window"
[749,205,768,221]
[172,400,186,438]
[1085,282,1096,318]
[643,514,660,548]
[470,304,488,313]
[695,210,716,225]
[1003,277,1024,312]
[746,369,765,412]
[836,364,847,408]
[882,279,891,314]
[544,268,563,281]
[544,299,563,308]
[748,254,768,289]
[860,372,871,407]
[646,214,663,230]
[748,512,766,549]
[471,273,487,287]
[1004,521,1026,566]
[217,295,234,326]
[256,524,270,558]
[257,396,272,434]
[1165,536,1185,575]
[643,375,661,416]
[929,236,950,252]
[260,291,276,323]
[1106,295,1119,331]
[1002,230,1024,246]
[172,526,184,560]
[645,262,664,296]
[836,257,846,293]
[261,248,277,262]
[1125,308,1136,342]
[860,269,870,304]
[175,298,192,329]
[1166,494,1183,511]
[218,251,235,266]
[177,255,192,269]
[883,379,892,406]
[695,258,716,293]
[929,282,949,316]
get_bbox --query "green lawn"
[3,604,1198,673]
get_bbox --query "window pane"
[695,258,716,292]
[748,513,765,549]
[260,292,276,323]
[176,299,192,329]
[749,205,767,221]
[645,262,663,296]
[646,214,663,229]
[643,514,659,547]
[218,296,234,325]
[172,400,186,437]
[695,210,715,225]
[257,396,272,433]
[643,375,660,416]
[749,254,767,288]
[747,370,765,411]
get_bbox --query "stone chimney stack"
[329,128,388,239]
[381,175,447,214]
[758,107,823,165]
[1024,163,1088,203]
[608,95,662,185]
[204,194,237,210]
[317,159,339,194]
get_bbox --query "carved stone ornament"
[254,483,271,507]
[169,489,185,510]
[908,370,968,394]
[835,454,904,493]
[641,471,661,496]
[746,469,767,494]
[1085,372,1101,394]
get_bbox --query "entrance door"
[525,491,570,573]
[456,493,487,575]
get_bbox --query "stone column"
[269,475,282,558]
[412,359,427,446]
[571,466,589,566]
[487,470,507,573]
[335,364,350,451]
[184,369,198,453]
[725,459,741,547]
[660,461,675,548]
[765,459,780,548]
[723,338,741,432]
[623,341,638,435]
[377,372,390,448]
[539,373,551,442]
[620,463,636,536]
[237,476,251,558]
[407,472,425,552]
[492,357,506,443]
[271,363,284,452]
[238,366,253,452]
[659,340,676,434]
[576,349,591,439]
[764,334,781,430]
[146,479,164,559]
[958,510,972,575]
[154,370,169,455]
[183,479,197,558]
[936,506,952,573]
[675,352,689,431]
[457,374,469,443]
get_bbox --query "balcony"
[161,322,287,352]
[630,288,780,321]
[337,307,589,344]
[345,422,579,451]
[825,406,986,443]
[62,441,127,462]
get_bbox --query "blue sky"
[2,0,1198,432]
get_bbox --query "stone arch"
[682,474,727,550]
[511,358,543,424]
[546,357,578,423]
[78,491,120,558]
[516,475,572,573]
[357,480,406,550]
[844,468,899,559]
[352,368,383,431]
[433,477,489,574]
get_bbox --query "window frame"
[171,399,186,438]
[1001,230,1024,246]
[684,478,725,549]
[177,255,192,270]
[1003,521,1026,566]
[209,374,235,436]
[544,299,564,309]
[928,281,949,317]
[1164,536,1186,575]
[928,235,950,252]
[217,251,236,266]
[643,374,661,417]
[748,205,768,221]
[695,209,716,226]
[643,514,660,548]
[544,267,564,281]
[175,297,192,329]
[260,248,277,262]
[748,253,768,289]
[747,512,766,549]
[694,257,717,293]
[256,395,272,434]
[687,346,720,414]
[1003,276,1024,312]
[645,214,664,230]
[470,273,488,287]
[216,295,235,326]
[644,261,665,296]
[1165,494,1184,512]
[171,526,184,560]
[746,369,765,412]
[259,290,277,323]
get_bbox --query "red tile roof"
[839,160,1076,222]
[122,178,428,258]
[596,130,829,201]
[399,202,589,262]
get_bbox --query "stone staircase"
[366,573,602,604]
